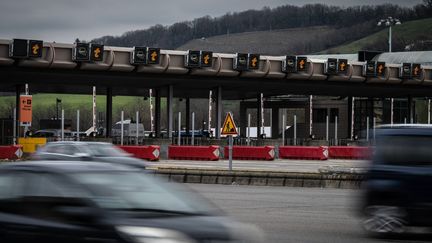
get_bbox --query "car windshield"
[87,143,129,157]
[69,171,214,214]
[375,134,432,166]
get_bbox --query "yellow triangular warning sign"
[221,113,238,135]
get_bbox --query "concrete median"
[151,168,364,189]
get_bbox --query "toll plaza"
[1,39,432,159]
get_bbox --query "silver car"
[33,141,148,169]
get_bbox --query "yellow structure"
[18,137,47,153]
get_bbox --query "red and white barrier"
[0,145,23,160]
[168,145,220,161]
[118,145,160,161]
[328,146,372,160]
[224,146,275,160]
[279,146,328,160]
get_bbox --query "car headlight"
[116,226,197,243]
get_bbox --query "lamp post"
[377,16,402,53]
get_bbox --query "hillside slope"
[178,22,377,55]
[320,18,432,54]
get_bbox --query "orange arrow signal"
[93,48,101,58]
[299,59,305,69]
[151,51,158,62]
[251,57,258,67]
[203,54,210,64]
[414,66,420,76]
[32,44,40,55]
[378,64,384,74]
[339,62,346,71]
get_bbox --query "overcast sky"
[0,0,423,43]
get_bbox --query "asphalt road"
[147,159,369,173]
[187,184,432,243]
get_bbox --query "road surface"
[188,184,432,243]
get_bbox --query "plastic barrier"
[118,145,160,161]
[279,146,328,160]
[0,145,23,160]
[18,137,47,153]
[328,146,372,160]
[168,145,220,161]
[224,146,275,160]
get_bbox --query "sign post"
[221,113,238,171]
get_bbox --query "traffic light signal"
[338,59,348,74]
[28,40,43,58]
[376,62,386,77]
[400,63,412,79]
[90,44,104,62]
[234,53,248,71]
[201,51,213,67]
[185,50,201,68]
[412,63,422,78]
[9,39,43,58]
[282,55,297,73]
[364,61,376,77]
[326,58,338,75]
[297,57,308,72]
[130,46,147,64]
[147,48,160,64]
[72,42,90,61]
[248,54,260,70]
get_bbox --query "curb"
[150,168,364,189]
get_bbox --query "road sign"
[28,40,43,58]
[73,42,90,61]
[338,59,348,74]
[201,51,213,67]
[376,62,386,77]
[9,39,28,58]
[364,61,376,77]
[326,58,337,74]
[185,50,200,68]
[401,63,412,79]
[19,95,32,123]
[90,44,104,62]
[131,46,147,64]
[248,54,260,70]
[147,48,160,64]
[412,63,421,78]
[221,113,238,135]
[234,53,248,71]
[283,55,297,73]
[297,57,308,72]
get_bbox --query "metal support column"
[15,85,20,139]
[215,86,222,139]
[408,96,414,123]
[186,98,190,135]
[155,89,161,137]
[239,102,247,137]
[257,93,262,138]
[167,85,173,138]
[106,87,112,137]
[271,108,279,138]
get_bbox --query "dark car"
[0,161,263,243]
[33,141,148,169]
[360,124,432,236]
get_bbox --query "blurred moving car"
[361,124,432,236]
[0,161,263,242]
[33,141,147,169]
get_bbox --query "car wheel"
[362,206,406,236]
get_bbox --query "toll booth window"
[313,108,327,123]
[330,108,339,122]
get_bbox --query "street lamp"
[377,16,402,53]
